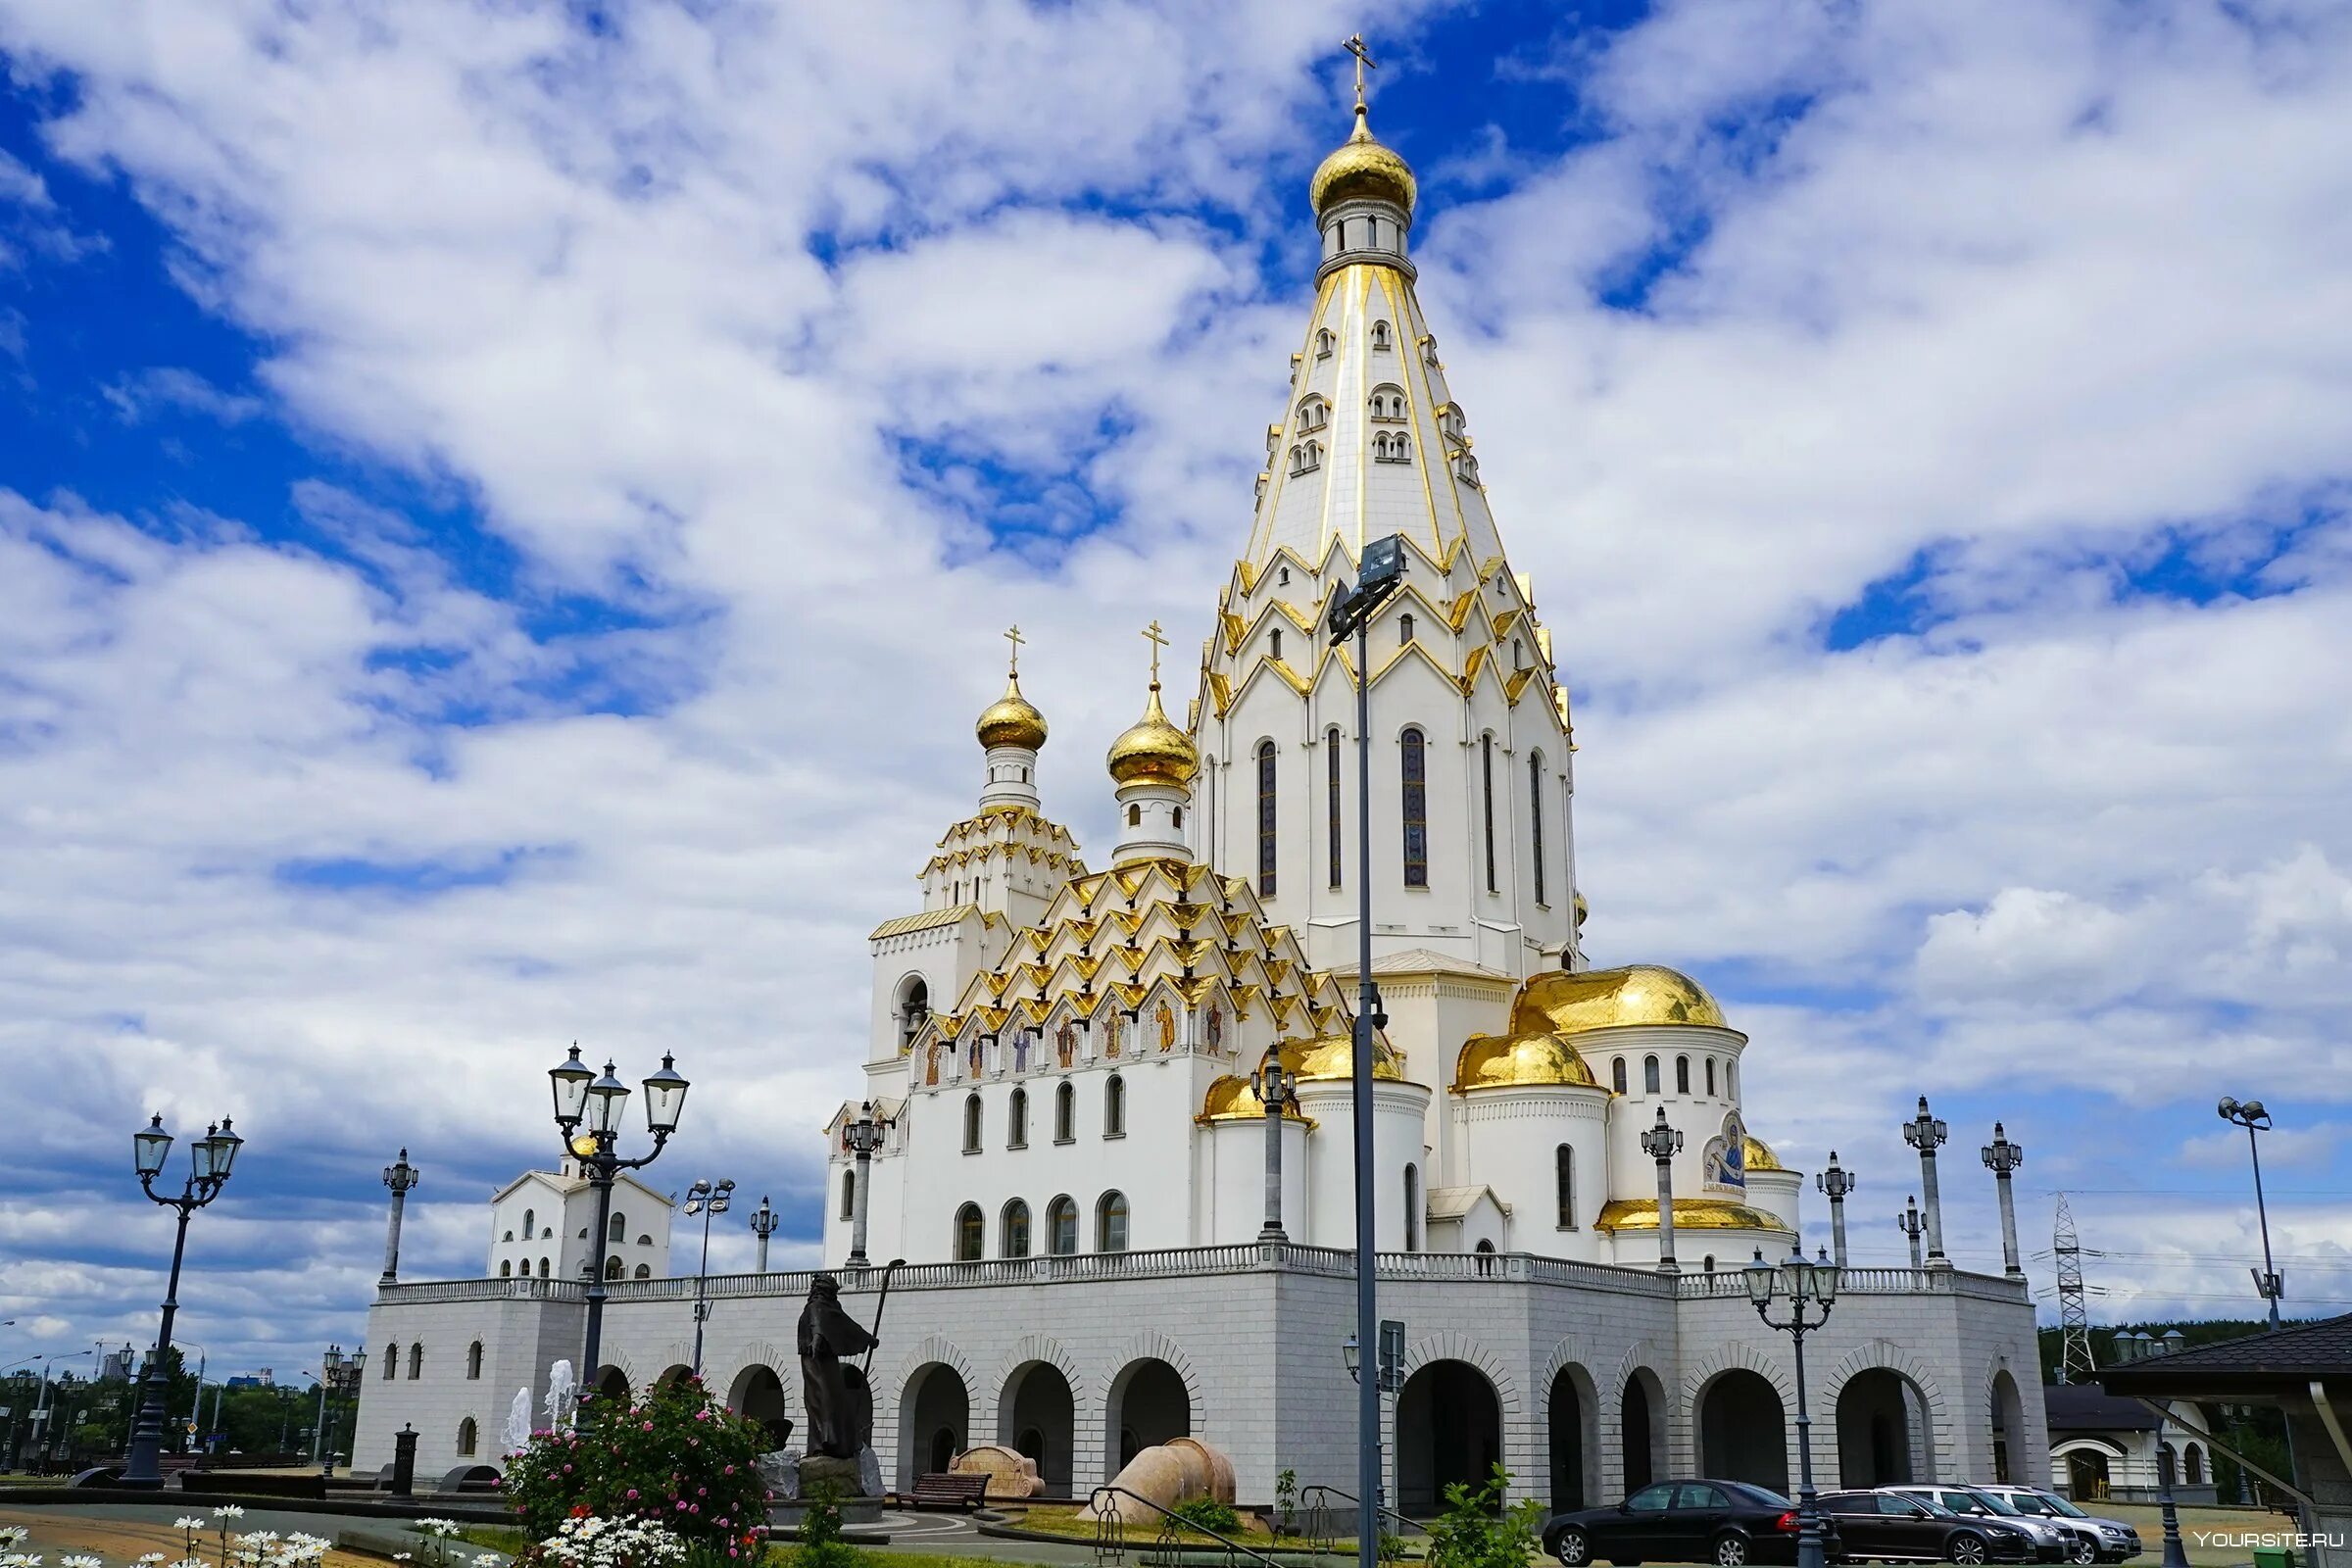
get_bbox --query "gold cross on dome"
[1004,623,1025,674]
[1344,33,1377,109]
[1142,619,1169,686]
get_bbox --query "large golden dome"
[1310,104,1416,220]
[1509,963,1728,1037]
[1452,1031,1599,1093]
[1198,1073,1312,1124]
[975,669,1049,751]
[1742,1133,1784,1173]
[1276,1033,1404,1084]
[1106,684,1199,787]
[1594,1199,1781,1233]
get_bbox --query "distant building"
[2044,1384,2215,1503]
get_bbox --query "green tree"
[1426,1466,1543,1568]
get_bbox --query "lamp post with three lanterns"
[122,1113,244,1489]
[548,1047,689,1409]
[684,1179,735,1377]
[1744,1246,1841,1568]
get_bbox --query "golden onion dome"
[1310,103,1417,220]
[1594,1199,1783,1234]
[1742,1133,1784,1172]
[1508,963,1729,1038]
[1277,1033,1404,1084]
[1106,683,1199,787]
[975,669,1049,751]
[1198,1074,1311,1125]
[1452,1031,1599,1093]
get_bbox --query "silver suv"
[1974,1487,2141,1563]
[1882,1488,2080,1563]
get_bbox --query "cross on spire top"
[1142,619,1169,687]
[1344,33,1377,111]
[1004,623,1024,675]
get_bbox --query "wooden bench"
[909,1472,992,1511]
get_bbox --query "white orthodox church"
[355,85,2047,1515]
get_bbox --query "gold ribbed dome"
[1594,1199,1782,1234]
[1106,684,1199,787]
[1508,963,1728,1037]
[1742,1133,1784,1172]
[1198,1074,1312,1124]
[1452,1031,1599,1093]
[1310,104,1417,219]
[976,670,1049,751]
[1276,1033,1404,1084]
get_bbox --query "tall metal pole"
[1351,611,1382,1561]
[1642,1109,1684,1274]
[1899,1197,1926,1271]
[2246,1120,2280,1332]
[124,1206,193,1486]
[1983,1124,2025,1278]
[750,1198,778,1275]
[381,1150,420,1284]
[1258,1056,1291,1243]
[1904,1097,1950,1267]
[311,1375,327,1466]
[582,1167,614,1394]
[1817,1152,1854,1268]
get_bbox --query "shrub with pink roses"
[504,1375,772,1556]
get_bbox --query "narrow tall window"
[1054,1081,1076,1142]
[1008,1086,1029,1148]
[1530,752,1547,906]
[1676,1055,1690,1095]
[962,1094,982,1152]
[955,1202,984,1261]
[840,1169,856,1219]
[1556,1146,1577,1229]
[1400,728,1428,886]
[1271,628,1283,661]
[467,1341,483,1380]
[1048,1195,1079,1255]
[1481,735,1496,894]
[408,1344,423,1379]
[384,1347,398,1380]
[1257,740,1278,896]
[1611,1057,1628,1096]
[458,1418,477,1456]
[1643,1055,1660,1094]
[1398,612,1414,645]
[1098,1191,1130,1252]
[1728,1062,1739,1100]
[1326,727,1344,888]
[1705,1058,1717,1096]
[1402,1164,1421,1251]
[1002,1200,1031,1259]
[608,1212,626,1245]
[1104,1075,1126,1138]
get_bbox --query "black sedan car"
[1816,1490,2038,1563]
[1544,1479,1845,1567]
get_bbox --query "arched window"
[500,1259,513,1277]
[605,1255,624,1280]
[1480,734,1496,893]
[1326,727,1344,888]
[1257,740,1279,896]
[466,1341,483,1380]
[1271,627,1283,662]
[1556,1145,1577,1229]
[457,1417,477,1457]
[1642,1055,1660,1094]
[1172,806,1183,827]
[1128,803,1142,825]
[521,1207,534,1239]
[1611,1057,1627,1096]
[1303,439,1322,471]
[1278,565,1291,585]
[1398,612,1414,646]
[840,1168,857,1220]
[608,1212,626,1245]
[1097,1191,1130,1252]
[383,1347,398,1381]
[1368,384,1405,420]
[1002,1199,1032,1258]
[2185,1445,2205,1486]
[1298,395,1329,431]
[1371,319,1393,350]
[408,1344,423,1380]
[963,1093,983,1152]
[1402,1164,1421,1252]
[502,1229,514,1242]
[899,976,930,1049]
[637,1234,652,1246]
[1706,1058,1717,1096]
[538,1257,550,1278]
[1676,1055,1690,1095]
[1048,1195,1079,1255]
[1008,1086,1030,1148]
[1728,1062,1739,1100]
[1399,727,1429,887]
[1529,751,1547,905]
[1054,1081,1076,1142]
[955,1202,984,1261]
[1315,328,1335,359]
[1376,431,1410,464]
[1104,1074,1127,1138]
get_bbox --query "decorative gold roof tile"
[868,904,980,941]
[1594,1199,1780,1234]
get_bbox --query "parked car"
[1816,1489,2037,1563]
[1972,1487,2141,1562]
[1880,1488,2074,1563]
[1543,1479,1846,1567]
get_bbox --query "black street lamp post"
[1745,1247,1840,1568]
[312,1345,366,1475]
[1816,1152,1855,1268]
[1253,1053,1298,1242]
[684,1178,734,1377]
[380,1150,420,1284]
[844,1102,891,1267]
[122,1112,243,1489]
[749,1197,778,1274]
[2216,1098,2283,1329]
[548,1046,689,1410]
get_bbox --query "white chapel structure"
[356,81,2046,1512]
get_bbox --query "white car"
[1974,1487,2142,1563]
[1881,1488,2085,1565]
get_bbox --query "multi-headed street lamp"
[1982,1123,2026,1278]
[1641,1108,1686,1274]
[548,1047,689,1408]
[684,1178,735,1377]
[1815,1152,1856,1268]
[2216,1098,2284,1329]
[843,1102,892,1267]
[1252,1053,1298,1242]
[1902,1096,1950,1267]
[311,1345,367,1474]
[380,1149,420,1284]
[1746,1247,1841,1568]
[122,1113,244,1488]
[748,1196,779,1275]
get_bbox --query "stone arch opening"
[592,1365,630,1403]
[653,1363,694,1392]
[1104,1358,1191,1480]
[1619,1368,1666,1494]
[1989,1369,2027,1484]
[1001,1359,1076,1494]
[1695,1368,1788,1493]
[1547,1363,1598,1511]
[2060,1443,2115,1501]
[899,1362,969,1489]
[1837,1367,1936,1487]
[727,1364,792,1450]
[1396,1359,1501,1515]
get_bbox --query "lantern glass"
[133,1114,174,1178]
[190,1123,222,1181]
[202,1117,243,1179]
[1743,1249,1776,1304]
[585,1062,630,1136]
[550,1047,595,1125]
[642,1054,690,1134]
[1809,1250,1840,1302]
[1342,1334,1360,1378]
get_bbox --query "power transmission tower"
[2053,1193,2098,1384]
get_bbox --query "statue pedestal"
[798,1453,865,1496]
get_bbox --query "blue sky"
[2,0,2350,1377]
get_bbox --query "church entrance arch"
[1001,1360,1075,1494]
[1837,1368,1935,1487]
[1104,1359,1190,1480]
[727,1364,792,1451]
[1396,1360,1501,1515]
[1619,1369,1666,1496]
[1989,1370,2027,1484]
[1695,1370,1788,1493]
[899,1363,969,1490]
[1548,1364,1597,1510]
